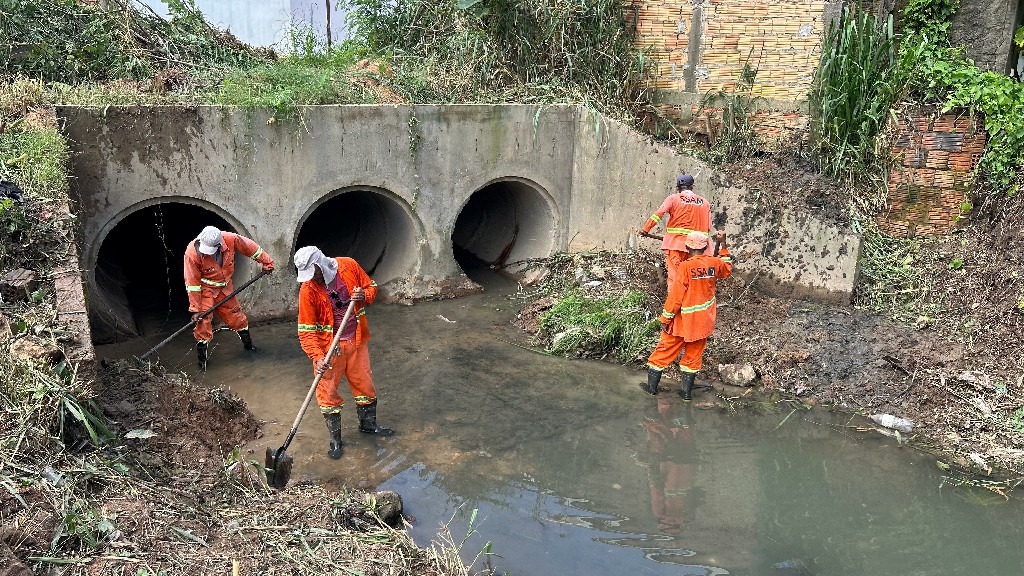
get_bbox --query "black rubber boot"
[357,401,395,436]
[196,342,208,372]
[323,412,344,459]
[640,368,662,395]
[238,329,260,353]
[679,372,696,402]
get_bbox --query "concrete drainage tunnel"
[295,189,417,284]
[452,179,555,278]
[88,181,555,343]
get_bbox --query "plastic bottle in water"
[869,413,913,433]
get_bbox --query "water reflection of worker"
[643,395,698,534]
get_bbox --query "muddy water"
[100,274,1024,576]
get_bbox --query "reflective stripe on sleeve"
[661,310,675,320]
[649,214,662,223]
[251,248,263,260]
[185,285,201,292]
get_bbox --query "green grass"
[215,59,373,118]
[0,92,72,271]
[538,290,659,364]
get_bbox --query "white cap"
[197,226,222,255]
[294,245,337,284]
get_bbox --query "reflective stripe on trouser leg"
[678,337,707,372]
[648,331,687,370]
[338,339,376,406]
[316,362,346,414]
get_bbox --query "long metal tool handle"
[278,300,356,453]
[139,269,271,360]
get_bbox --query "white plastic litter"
[869,413,913,433]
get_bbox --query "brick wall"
[879,111,986,237]
[651,104,808,147]
[636,0,827,95]
[635,0,829,142]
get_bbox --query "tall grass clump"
[343,0,652,114]
[537,290,658,363]
[811,8,906,183]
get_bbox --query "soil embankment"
[0,359,441,574]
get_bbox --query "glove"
[263,263,275,273]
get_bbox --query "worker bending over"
[641,173,712,286]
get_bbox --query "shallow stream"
[100,275,1024,576]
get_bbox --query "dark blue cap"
[676,174,694,188]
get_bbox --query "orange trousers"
[647,335,707,373]
[316,339,376,414]
[193,295,247,342]
[664,250,686,287]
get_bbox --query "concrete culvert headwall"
[59,105,861,326]
[90,201,245,344]
[452,179,555,275]
[295,189,417,284]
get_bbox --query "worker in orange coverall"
[294,245,394,460]
[640,173,712,287]
[184,225,274,371]
[642,395,698,535]
[641,230,732,400]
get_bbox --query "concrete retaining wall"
[58,104,860,337]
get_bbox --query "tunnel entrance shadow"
[295,189,416,284]
[92,203,238,344]
[452,179,555,283]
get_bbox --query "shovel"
[138,269,270,361]
[265,300,355,489]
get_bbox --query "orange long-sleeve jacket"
[659,248,732,342]
[183,231,273,312]
[642,192,712,252]
[297,257,378,362]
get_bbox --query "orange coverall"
[641,191,712,285]
[647,248,732,373]
[183,232,273,342]
[297,257,379,414]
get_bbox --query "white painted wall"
[137,0,349,48]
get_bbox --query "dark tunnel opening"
[452,180,554,280]
[93,203,235,343]
[295,190,415,284]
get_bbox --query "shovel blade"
[265,447,293,489]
